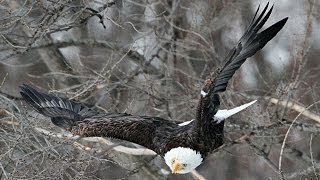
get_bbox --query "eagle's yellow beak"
[171,159,181,174]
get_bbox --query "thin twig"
[279,100,320,179]
[309,133,319,180]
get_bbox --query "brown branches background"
[1,0,320,179]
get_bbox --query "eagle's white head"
[164,147,203,174]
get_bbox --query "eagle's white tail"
[179,100,257,126]
[213,100,257,123]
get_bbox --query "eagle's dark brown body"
[72,114,223,157]
[20,3,287,162]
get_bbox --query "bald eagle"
[20,3,287,174]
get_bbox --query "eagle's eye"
[171,159,175,164]
[181,163,187,168]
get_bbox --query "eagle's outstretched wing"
[196,3,288,126]
[20,84,180,152]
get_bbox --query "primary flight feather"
[20,3,287,174]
